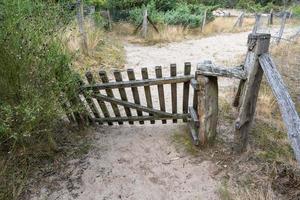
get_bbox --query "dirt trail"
[31,29,298,200]
[125,28,298,71]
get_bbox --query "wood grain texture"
[99,71,123,125]
[85,71,113,125]
[183,62,191,122]
[93,93,182,118]
[170,64,177,123]
[114,70,133,125]
[234,33,271,152]
[127,69,144,124]
[81,75,194,90]
[156,66,166,124]
[197,68,218,145]
[259,54,300,163]
[196,64,246,80]
[79,80,102,125]
[141,67,155,124]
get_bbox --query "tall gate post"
[234,33,271,152]
[196,60,218,145]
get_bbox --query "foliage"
[164,3,215,27]
[0,0,79,150]
[128,1,165,25]
[128,1,215,27]
[292,5,300,17]
[236,0,281,12]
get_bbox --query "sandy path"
[125,28,298,72]
[31,28,298,200]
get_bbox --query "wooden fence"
[68,33,300,164]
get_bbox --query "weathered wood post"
[259,54,300,163]
[276,11,287,44]
[234,33,271,152]
[142,9,148,38]
[201,9,207,33]
[196,60,218,145]
[76,0,89,55]
[268,9,273,25]
[107,9,112,31]
[252,13,261,34]
[233,12,244,28]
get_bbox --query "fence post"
[142,9,148,38]
[107,9,112,31]
[276,11,287,44]
[233,12,244,28]
[234,33,271,152]
[76,0,89,56]
[196,60,218,145]
[201,9,207,32]
[268,9,273,25]
[252,13,261,34]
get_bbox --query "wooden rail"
[81,75,194,90]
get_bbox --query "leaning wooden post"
[233,12,244,28]
[142,9,148,38]
[234,33,271,152]
[259,54,300,163]
[276,11,287,44]
[197,60,218,145]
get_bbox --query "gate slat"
[99,71,123,125]
[193,72,198,110]
[183,62,191,122]
[141,68,155,124]
[85,72,113,126]
[170,64,177,123]
[79,80,102,125]
[155,66,166,124]
[94,114,189,123]
[93,93,179,117]
[113,70,134,125]
[127,69,144,124]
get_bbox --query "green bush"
[129,1,165,25]
[164,3,215,27]
[0,0,79,150]
[236,0,280,12]
[292,5,300,17]
[129,1,215,27]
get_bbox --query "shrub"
[129,1,165,25]
[0,0,79,150]
[129,1,215,28]
[164,3,215,27]
[292,5,300,17]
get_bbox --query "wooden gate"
[67,33,300,164]
[79,63,199,127]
